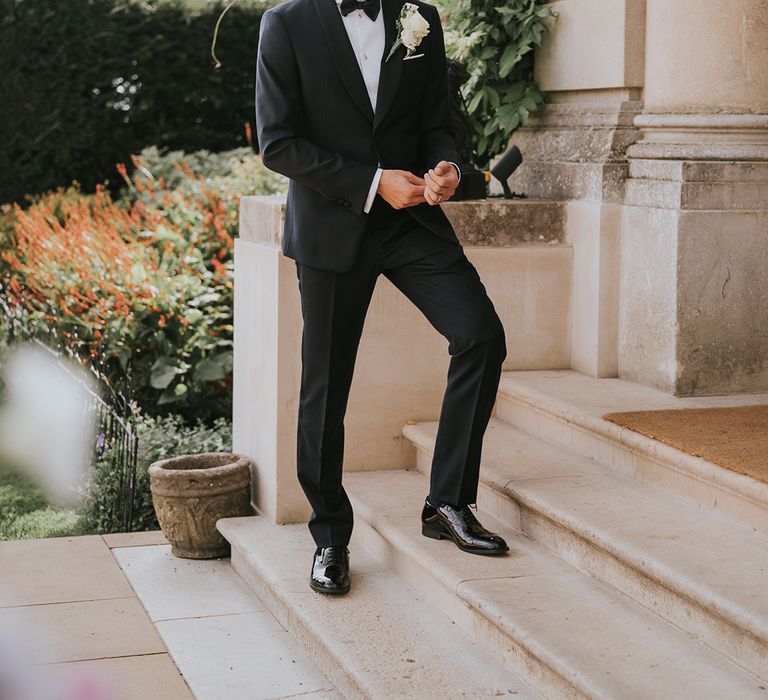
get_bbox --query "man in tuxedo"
[255,0,509,596]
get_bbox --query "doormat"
[603,405,768,484]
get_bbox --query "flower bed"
[1,147,286,423]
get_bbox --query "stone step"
[344,469,766,700]
[495,370,768,538]
[216,516,538,700]
[403,419,768,684]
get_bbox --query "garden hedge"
[0,0,268,204]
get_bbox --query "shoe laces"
[460,502,481,525]
[323,546,348,565]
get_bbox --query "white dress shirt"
[334,0,460,213]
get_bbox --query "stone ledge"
[238,195,566,247]
[627,142,768,162]
[442,198,565,246]
[625,159,768,209]
[239,195,286,248]
[508,161,629,203]
[625,178,768,210]
[629,159,768,183]
[633,113,768,142]
[628,113,768,161]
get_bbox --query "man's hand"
[424,161,459,205]
[377,170,426,209]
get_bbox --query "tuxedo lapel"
[313,0,375,123]
[373,0,405,133]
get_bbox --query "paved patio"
[0,530,340,700]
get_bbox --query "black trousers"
[295,197,507,547]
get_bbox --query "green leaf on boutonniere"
[385,37,402,62]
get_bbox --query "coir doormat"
[603,405,768,484]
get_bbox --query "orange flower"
[4,156,237,378]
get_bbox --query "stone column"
[508,0,647,379]
[620,0,768,394]
[643,0,768,117]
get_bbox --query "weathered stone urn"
[149,452,252,559]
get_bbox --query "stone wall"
[507,0,768,395]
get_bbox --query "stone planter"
[149,452,252,559]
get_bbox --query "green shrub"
[81,412,233,534]
[0,0,270,203]
[130,146,286,199]
[0,409,232,539]
[1,147,285,423]
[445,0,557,165]
[0,317,9,404]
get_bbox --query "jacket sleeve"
[255,8,378,215]
[420,5,461,173]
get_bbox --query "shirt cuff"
[448,161,462,183]
[363,168,383,213]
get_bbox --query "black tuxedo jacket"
[255,0,461,273]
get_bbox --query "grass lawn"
[0,467,90,541]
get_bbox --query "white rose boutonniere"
[385,2,430,62]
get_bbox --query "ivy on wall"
[444,0,557,167]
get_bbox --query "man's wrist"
[448,161,461,183]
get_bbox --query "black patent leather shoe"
[421,500,509,555]
[310,545,351,595]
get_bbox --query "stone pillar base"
[506,94,643,203]
[620,156,768,395]
[628,114,768,161]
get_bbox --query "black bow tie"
[339,0,380,21]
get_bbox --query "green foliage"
[0,317,9,405]
[0,469,89,540]
[444,0,557,166]
[81,413,232,534]
[119,147,283,417]
[2,507,89,541]
[0,0,270,204]
[0,411,232,539]
[131,145,287,200]
[2,147,285,423]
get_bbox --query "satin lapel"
[313,0,374,123]
[373,0,405,133]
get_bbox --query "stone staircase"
[218,516,536,699]
[494,371,768,538]
[219,370,768,699]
